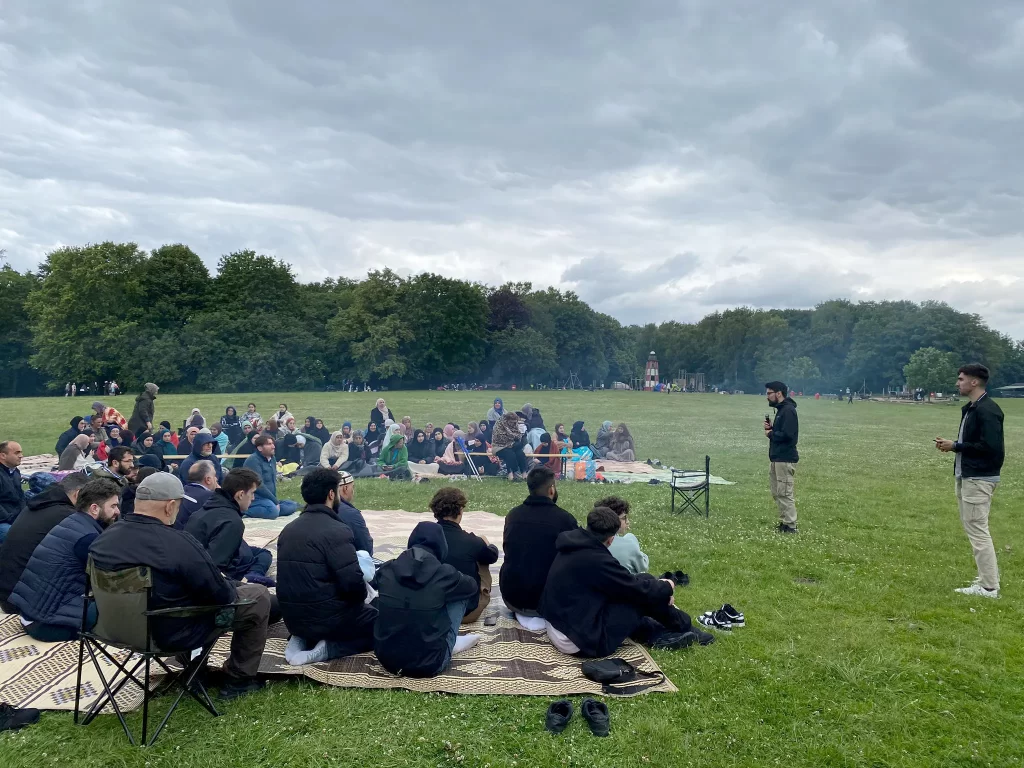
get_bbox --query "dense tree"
[0,265,44,396]
[903,347,959,401]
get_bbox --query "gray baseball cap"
[136,472,185,501]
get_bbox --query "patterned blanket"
[0,510,676,712]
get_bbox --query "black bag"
[580,658,664,695]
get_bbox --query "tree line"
[1,241,1021,397]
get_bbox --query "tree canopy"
[3,242,1022,396]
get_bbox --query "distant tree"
[903,347,959,401]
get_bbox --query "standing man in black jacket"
[276,468,378,666]
[499,466,579,630]
[764,381,800,534]
[935,364,1005,599]
[89,472,272,701]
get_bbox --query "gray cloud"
[1,0,1023,335]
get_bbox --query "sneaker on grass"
[720,603,744,626]
[954,583,999,599]
[696,610,732,631]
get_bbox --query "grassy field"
[1,390,1022,767]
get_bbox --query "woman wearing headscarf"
[522,403,545,431]
[241,403,261,429]
[437,430,474,476]
[303,416,316,434]
[230,424,259,468]
[209,423,229,454]
[431,427,449,460]
[486,398,505,424]
[378,426,411,481]
[348,430,373,467]
[58,434,92,470]
[159,421,179,448]
[280,416,298,437]
[131,431,155,457]
[55,416,87,456]
[407,429,434,464]
[554,423,572,447]
[310,418,331,445]
[221,406,243,445]
[605,423,636,461]
[491,412,529,481]
[400,416,414,440]
[186,408,206,430]
[369,398,395,432]
[105,426,126,449]
[364,421,383,461]
[570,420,591,449]
[468,421,500,476]
[594,420,614,458]
[536,432,568,475]
[321,430,349,469]
[178,426,200,458]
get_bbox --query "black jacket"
[175,483,214,531]
[276,504,368,642]
[0,465,24,525]
[539,528,674,657]
[499,495,579,612]
[0,485,76,609]
[438,519,499,614]
[768,397,799,463]
[89,513,237,651]
[374,542,477,677]
[184,488,256,581]
[55,418,84,456]
[127,391,156,435]
[955,393,1004,478]
[368,407,395,432]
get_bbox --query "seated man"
[0,472,91,613]
[334,471,373,554]
[277,468,378,665]
[597,496,650,575]
[177,434,223,485]
[499,466,578,630]
[175,459,218,531]
[88,473,271,701]
[0,441,25,542]
[98,445,135,487]
[8,479,121,641]
[374,521,481,678]
[432,488,499,624]
[242,435,298,519]
[185,468,273,585]
[539,506,713,657]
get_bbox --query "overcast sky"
[2,2,1023,335]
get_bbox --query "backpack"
[580,658,665,695]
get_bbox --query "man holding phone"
[764,381,799,534]
[934,364,1004,599]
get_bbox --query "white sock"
[453,634,481,655]
[303,639,329,664]
[516,614,546,632]
[284,636,307,666]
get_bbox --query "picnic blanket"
[0,510,675,712]
[594,460,735,486]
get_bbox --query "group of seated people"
[0,447,709,701]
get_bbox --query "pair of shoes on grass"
[545,698,609,737]
[658,570,690,587]
[778,523,798,535]
[649,627,715,649]
[697,604,745,631]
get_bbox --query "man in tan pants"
[935,364,1004,599]
[764,381,799,533]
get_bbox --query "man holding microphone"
[935,364,1004,599]
[764,381,799,534]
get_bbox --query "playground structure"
[675,370,706,393]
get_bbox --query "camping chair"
[670,456,711,518]
[74,556,252,747]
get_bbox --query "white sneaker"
[954,583,1000,599]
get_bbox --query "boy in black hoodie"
[374,521,481,677]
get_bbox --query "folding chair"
[670,455,711,518]
[74,556,250,747]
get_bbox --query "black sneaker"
[581,698,610,737]
[0,702,40,732]
[659,571,675,583]
[218,677,266,701]
[649,630,697,650]
[544,699,573,734]
[697,610,732,631]
[720,604,744,627]
[673,571,690,587]
[692,627,716,646]
[778,523,798,535]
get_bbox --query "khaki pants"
[462,563,492,624]
[956,478,999,590]
[769,462,797,526]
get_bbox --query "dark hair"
[540,432,551,445]
[526,465,556,496]
[248,402,256,408]
[108,446,133,465]
[58,471,91,493]
[76,478,121,513]
[595,496,629,517]
[91,414,102,423]
[222,468,261,498]
[587,506,621,539]
[0,441,14,454]
[134,466,159,485]
[301,467,342,505]
[765,381,788,396]
[279,403,288,409]
[188,460,216,483]
[958,363,990,383]
[430,487,468,521]
[254,434,275,448]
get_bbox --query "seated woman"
[535,432,568,476]
[310,418,331,445]
[364,421,383,461]
[486,398,505,425]
[400,416,414,440]
[186,408,206,430]
[377,426,412,481]
[408,429,435,464]
[605,423,636,461]
[346,430,377,477]
[321,430,349,468]
[431,427,449,460]
[554,423,572,448]
[570,420,591,449]
[57,434,92,470]
[105,426,126,450]
[221,406,243,445]
[593,421,614,458]
[437,431,475,476]
[209,423,229,454]
[471,422,500,475]
[490,412,529,481]
[131,431,154,457]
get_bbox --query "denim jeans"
[246,498,299,519]
[25,602,98,643]
[249,547,273,577]
[434,598,469,675]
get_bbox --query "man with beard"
[8,479,121,641]
[499,466,579,630]
[764,381,800,534]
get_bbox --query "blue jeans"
[246,498,299,519]
[435,599,469,675]
[249,548,272,577]
[0,523,10,545]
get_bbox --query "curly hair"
[430,487,468,521]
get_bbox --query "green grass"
[2,391,1023,767]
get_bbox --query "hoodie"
[127,387,157,435]
[55,417,86,456]
[177,434,223,484]
[373,522,478,677]
[768,396,799,463]
[184,487,256,580]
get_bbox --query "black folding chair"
[670,455,711,518]
[74,556,251,747]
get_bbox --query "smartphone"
[484,614,498,627]
[764,414,771,423]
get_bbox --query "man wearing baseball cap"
[89,472,272,701]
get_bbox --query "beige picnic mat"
[0,510,676,711]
